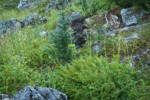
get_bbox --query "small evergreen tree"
[51,16,73,63]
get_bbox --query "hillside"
[0,0,150,100]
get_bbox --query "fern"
[57,55,147,100]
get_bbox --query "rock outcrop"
[0,13,47,35]
[21,13,47,27]
[0,18,21,35]
[0,94,13,100]
[0,86,68,100]
[18,0,46,9]
[45,0,71,14]
[84,7,150,37]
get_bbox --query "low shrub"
[0,55,33,94]
[0,28,55,68]
[0,56,55,94]
[58,55,147,100]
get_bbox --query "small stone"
[40,17,47,23]
[40,30,48,37]
[93,45,101,53]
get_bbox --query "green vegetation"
[58,55,147,100]
[0,0,150,99]
[108,0,150,8]
[51,17,72,63]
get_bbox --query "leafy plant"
[0,27,54,68]
[58,55,147,100]
[0,55,32,94]
[80,0,112,16]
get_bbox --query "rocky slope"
[0,0,150,99]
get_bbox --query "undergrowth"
[57,55,148,100]
[0,0,150,99]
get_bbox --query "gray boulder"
[21,13,47,27]
[121,7,149,26]
[65,12,83,23]
[13,86,68,100]
[121,8,137,26]
[18,0,31,9]
[3,4,16,8]
[0,14,47,35]
[45,0,72,14]
[66,12,86,47]
[0,18,21,35]
[45,1,64,14]
[18,0,46,9]
[0,86,68,100]
[0,94,13,100]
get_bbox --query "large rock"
[0,94,13,100]
[84,7,150,38]
[3,4,16,8]
[84,8,121,36]
[46,1,62,10]
[85,8,122,30]
[66,12,86,47]
[0,86,68,100]
[84,13,106,29]
[0,18,21,35]
[65,12,83,23]
[121,7,149,26]
[18,0,46,9]
[85,7,149,30]
[0,14,47,35]
[21,13,46,26]
[13,86,67,100]
[45,0,72,14]
[121,9,137,26]
[18,0,30,9]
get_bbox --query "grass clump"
[0,56,33,94]
[0,27,54,68]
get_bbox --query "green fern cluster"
[58,55,147,100]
